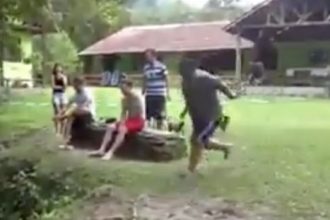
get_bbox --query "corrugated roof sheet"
[79,21,253,55]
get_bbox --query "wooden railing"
[82,73,240,89]
[83,74,102,86]
[83,74,143,86]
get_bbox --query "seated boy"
[54,76,95,149]
[90,79,145,160]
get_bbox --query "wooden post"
[235,28,242,82]
[0,41,3,87]
[40,25,47,87]
[279,2,285,25]
[0,14,4,87]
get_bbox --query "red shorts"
[116,117,145,134]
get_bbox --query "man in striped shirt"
[142,49,170,129]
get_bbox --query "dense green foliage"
[0,157,86,220]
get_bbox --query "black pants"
[145,96,166,121]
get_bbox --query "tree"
[0,0,48,85]
[198,0,243,22]
[29,0,131,79]
[206,0,239,8]
[126,0,243,25]
[47,0,130,50]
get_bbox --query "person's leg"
[188,134,204,173]
[89,123,116,156]
[145,96,153,127]
[58,94,67,136]
[53,108,60,134]
[207,138,232,159]
[102,124,127,160]
[52,95,61,134]
[155,96,166,130]
[188,118,208,173]
[59,109,91,149]
[58,116,74,149]
[200,118,232,159]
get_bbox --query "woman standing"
[51,63,68,134]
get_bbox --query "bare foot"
[89,150,105,157]
[58,144,74,150]
[102,152,114,161]
[66,145,74,150]
[58,144,66,149]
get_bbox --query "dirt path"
[76,188,274,220]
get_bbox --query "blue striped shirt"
[143,60,168,97]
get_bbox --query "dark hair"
[145,48,157,57]
[73,76,85,85]
[52,63,61,75]
[121,78,133,88]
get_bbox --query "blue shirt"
[143,60,168,97]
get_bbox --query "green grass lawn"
[1,87,330,219]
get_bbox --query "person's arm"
[51,76,60,89]
[55,95,75,119]
[179,106,188,119]
[212,76,237,99]
[142,74,147,95]
[62,75,68,90]
[64,95,76,113]
[142,66,147,95]
[82,90,94,110]
[120,98,127,121]
[163,66,170,100]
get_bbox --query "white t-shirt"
[69,88,96,117]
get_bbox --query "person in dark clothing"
[248,61,265,85]
[179,56,238,173]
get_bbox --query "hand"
[230,91,240,99]
[179,111,186,119]
[234,91,242,99]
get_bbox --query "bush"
[0,157,86,220]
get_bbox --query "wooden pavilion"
[79,21,253,85]
[225,0,330,86]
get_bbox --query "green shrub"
[0,157,86,220]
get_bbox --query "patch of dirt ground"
[79,188,275,220]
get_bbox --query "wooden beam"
[292,8,301,19]
[269,12,281,24]
[266,13,272,25]
[323,7,328,20]
[235,29,242,82]
[279,2,285,25]
[291,5,313,24]
[297,12,313,24]
[242,21,330,30]
[302,0,308,15]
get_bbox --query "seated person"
[90,79,145,160]
[54,76,96,149]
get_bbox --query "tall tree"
[0,0,48,85]
[206,0,239,8]
[199,0,242,21]
[47,0,130,50]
